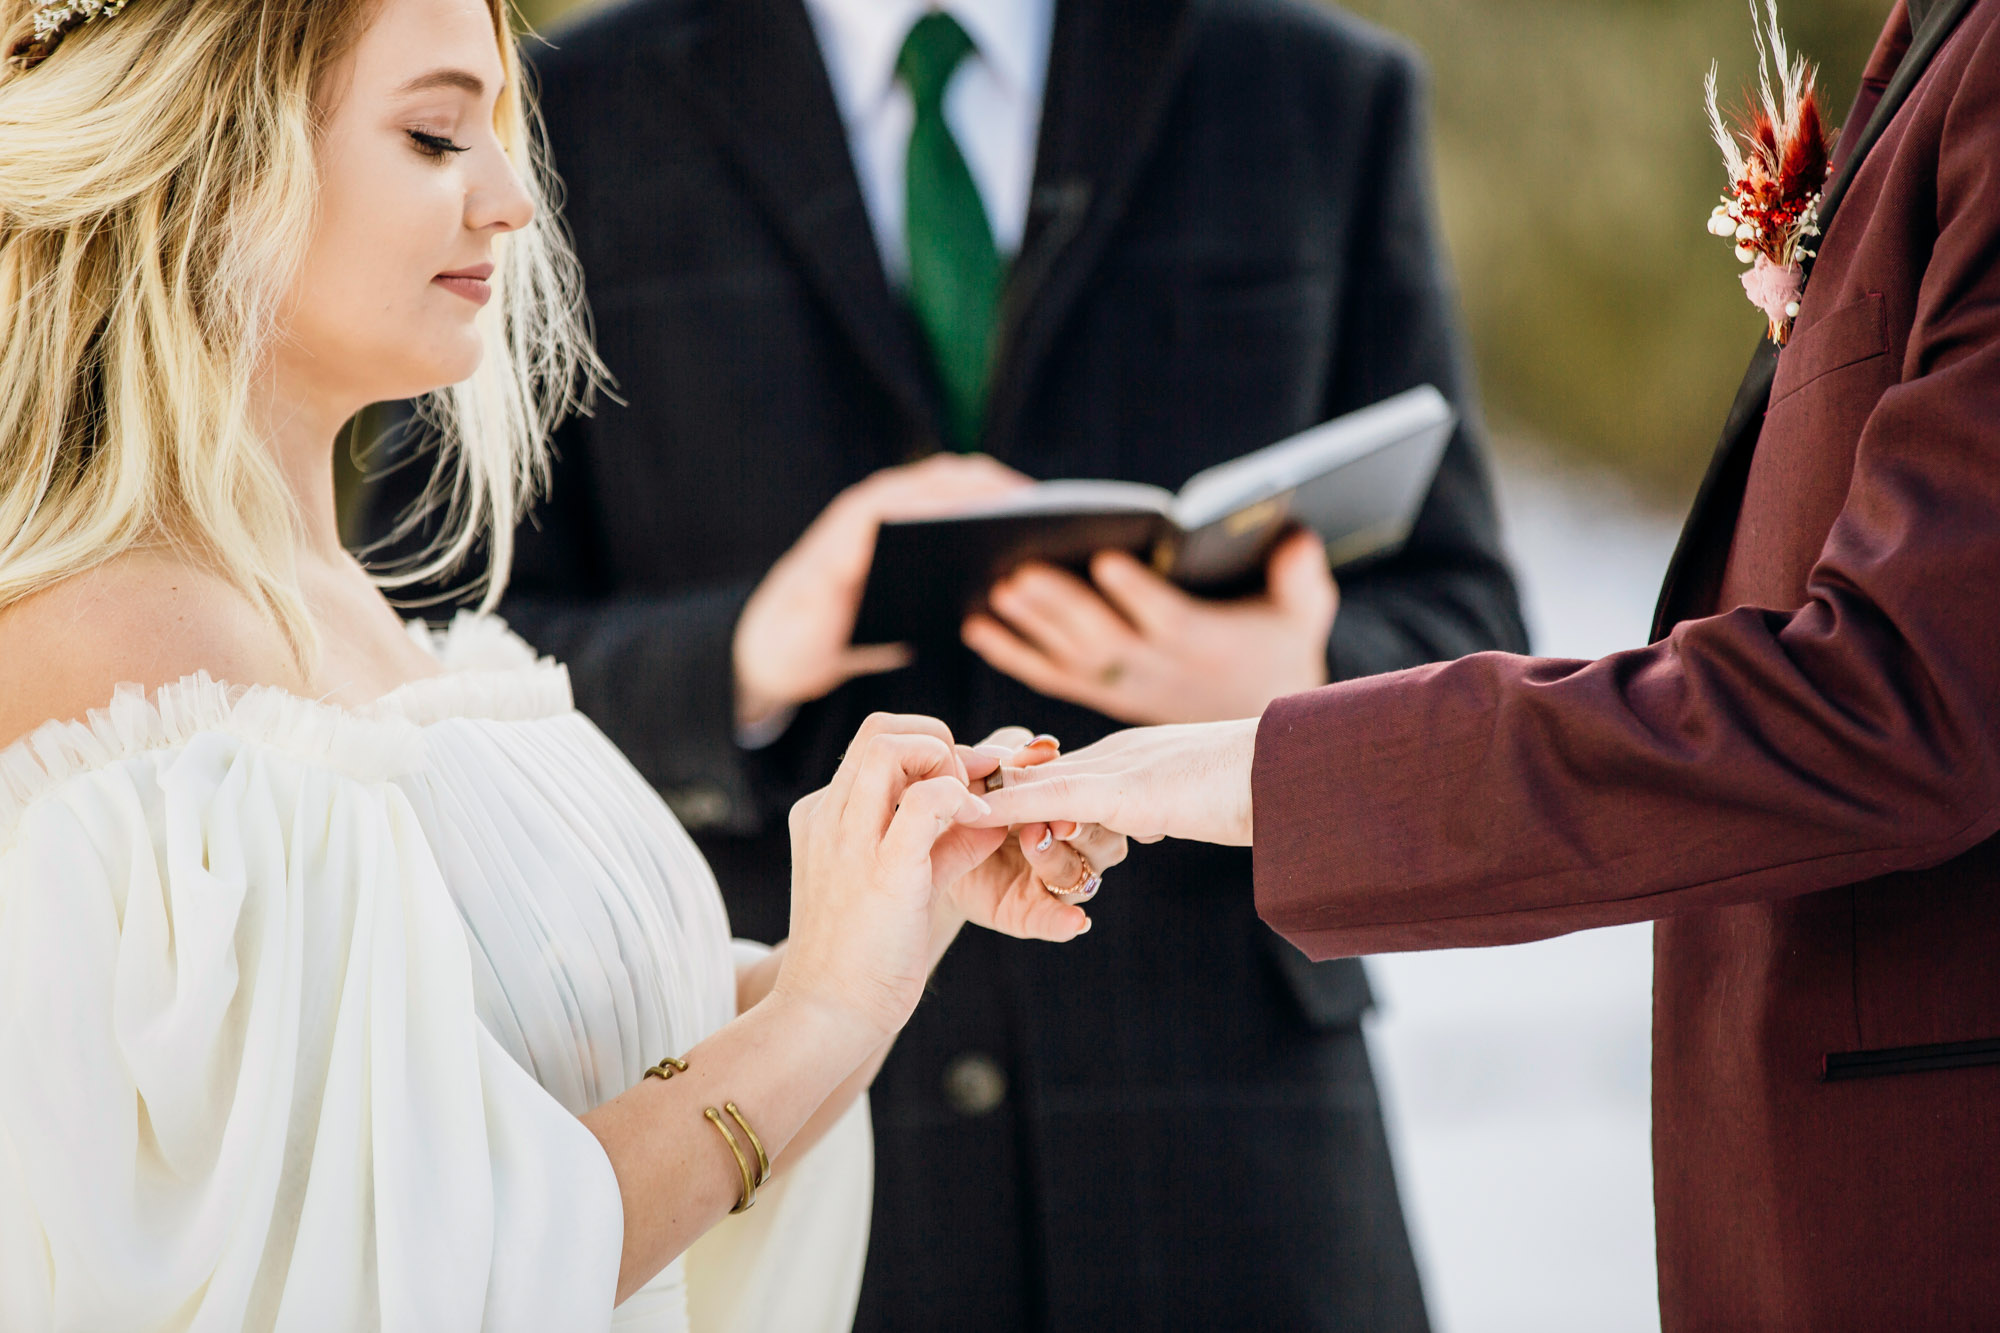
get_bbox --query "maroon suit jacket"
[1251,3,2000,1327]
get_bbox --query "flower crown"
[8,0,134,71]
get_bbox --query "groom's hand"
[929,729,1122,944]
[962,529,1337,725]
[971,720,1260,847]
[734,455,1032,730]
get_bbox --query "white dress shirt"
[801,0,1056,287]
[737,0,1055,752]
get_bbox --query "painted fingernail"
[1028,734,1061,751]
[1035,828,1054,853]
[1078,917,1093,935]
[1054,820,1079,841]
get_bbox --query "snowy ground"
[1364,445,1686,1333]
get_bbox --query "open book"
[852,385,1456,645]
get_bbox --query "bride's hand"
[930,728,1128,943]
[774,713,995,1041]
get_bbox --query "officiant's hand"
[734,455,1032,731]
[962,529,1337,725]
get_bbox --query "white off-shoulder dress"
[0,615,872,1333]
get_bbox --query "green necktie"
[897,12,1004,451]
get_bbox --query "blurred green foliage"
[510,0,1891,497]
[1340,0,1888,496]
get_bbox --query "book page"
[1169,386,1453,531]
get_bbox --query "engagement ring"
[1045,855,1102,904]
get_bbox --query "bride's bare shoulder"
[0,551,304,748]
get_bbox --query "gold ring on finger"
[1045,854,1102,904]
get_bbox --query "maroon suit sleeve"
[1252,29,2000,961]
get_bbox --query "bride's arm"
[581,716,1096,1306]
[581,987,889,1304]
[725,736,1119,1168]
[725,897,958,1167]
[582,718,966,1303]
[581,717,964,1303]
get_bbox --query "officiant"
[364,0,1524,1326]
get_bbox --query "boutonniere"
[1703,0,1835,346]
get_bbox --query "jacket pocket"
[1768,290,1889,406]
[1821,1036,2000,1081]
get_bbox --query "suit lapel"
[1646,341,1779,638]
[663,0,944,445]
[981,0,1198,454]
[1650,0,1977,637]
[1816,0,1976,227]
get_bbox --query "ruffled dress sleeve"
[0,680,624,1333]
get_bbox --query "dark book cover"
[853,386,1455,645]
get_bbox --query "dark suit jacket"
[374,0,1525,1325]
[1251,3,2000,1328]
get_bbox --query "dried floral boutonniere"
[1703,0,1836,346]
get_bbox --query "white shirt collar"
[805,0,1049,116]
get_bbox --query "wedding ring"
[980,736,1058,795]
[1045,854,1102,904]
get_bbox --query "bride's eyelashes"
[406,128,471,160]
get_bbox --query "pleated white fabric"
[0,615,871,1333]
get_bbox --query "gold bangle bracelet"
[643,1056,688,1081]
[721,1101,771,1187]
[705,1107,760,1213]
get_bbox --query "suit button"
[942,1052,1008,1117]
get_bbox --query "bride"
[0,0,1123,1327]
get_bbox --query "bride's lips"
[434,262,494,306]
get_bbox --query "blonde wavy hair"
[0,0,596,656]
